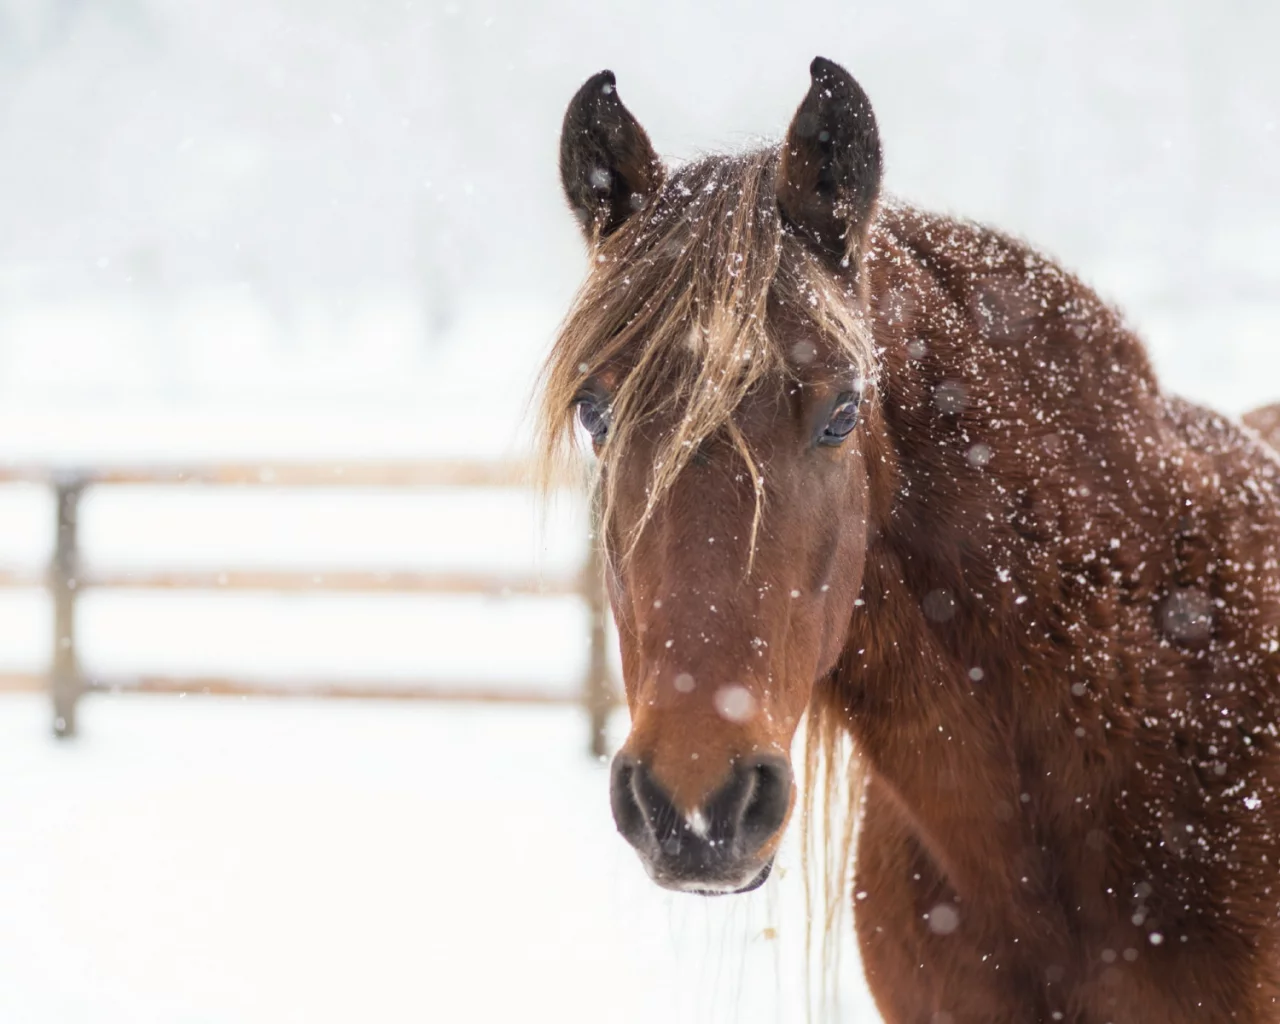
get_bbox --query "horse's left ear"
[777,57,883,268]
[560,70,663,243]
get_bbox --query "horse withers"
[541,57,1280,1022]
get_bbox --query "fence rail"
[0,460,616,755]
[0,460,541,488]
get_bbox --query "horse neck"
[835,205,1170,909]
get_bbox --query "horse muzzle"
[609,752,792,895]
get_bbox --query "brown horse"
[540,58,1280,1022]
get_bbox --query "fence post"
[583,507,612,760]
[50,475,86,739]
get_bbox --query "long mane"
[536,148,877,561]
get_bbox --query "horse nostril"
[610,753,792,868]
[609,754,647,842]
[735,756,793,849]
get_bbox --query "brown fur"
[545,61,1280,1021]
[840,206,1280,1022]
[1245,404,1280,452]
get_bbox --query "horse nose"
[610,753,793,888]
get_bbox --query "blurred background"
[0,1,1276,1021]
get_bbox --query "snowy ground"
[0,694,879,1024]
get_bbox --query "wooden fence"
[0,461,617,757]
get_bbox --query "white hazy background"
[0,1,1277,1022]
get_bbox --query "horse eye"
[818,394,861,447]
[575,396,611,445]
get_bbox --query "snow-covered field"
[0,695,878,1024]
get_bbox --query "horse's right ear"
[776,57,883,269]
[560,70,662,243]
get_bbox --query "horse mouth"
[657,856,774,897]
[696,857,773,896]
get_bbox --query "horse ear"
[560,70,663,243]
[776,57,883,268]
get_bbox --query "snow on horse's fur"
[544,57,1280,1022]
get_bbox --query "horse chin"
[659,857,774,898]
